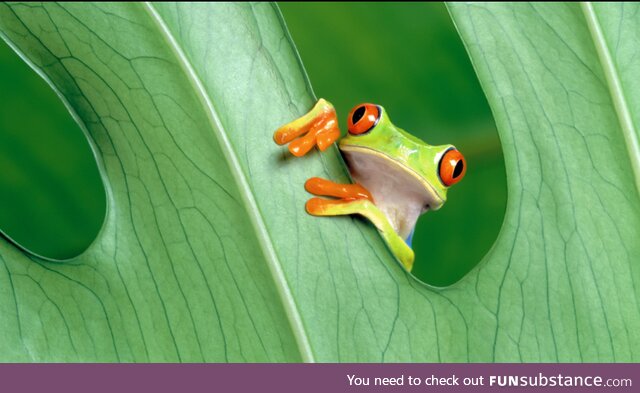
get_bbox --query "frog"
[273,99,466,272]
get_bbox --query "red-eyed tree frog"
[274,99,466,272]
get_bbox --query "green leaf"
[0,1,639,362]
[446,2,640,360]
[0,1,320,362]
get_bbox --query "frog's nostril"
[352,106,366,124]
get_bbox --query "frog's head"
[338,103,466,241]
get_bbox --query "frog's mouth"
[340,145,443,242]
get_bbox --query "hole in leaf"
[0,39,106,261]
[280,2,507,286]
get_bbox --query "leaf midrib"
[141,2,314,362]
[581,1,640,194]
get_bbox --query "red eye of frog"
[347,103,380,135]
[439,148,466,186]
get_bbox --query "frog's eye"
[439,148,466,187]
[347,103,380,135]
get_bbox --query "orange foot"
[304,177,373,215]
[273,99,340,157]
[304,177,415,271]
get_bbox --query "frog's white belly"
[342,149,440,241]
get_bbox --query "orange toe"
[305,177,373,201]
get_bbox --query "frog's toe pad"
[306,198,340,216]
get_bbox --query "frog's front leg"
[274,99,340,157]
[304,177,415,272]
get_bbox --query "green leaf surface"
[446,2,640,361]
[0,1,639,362]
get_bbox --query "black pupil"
[453,160,464,178]
[352,106,366,124]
